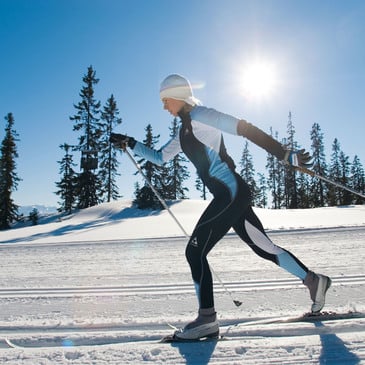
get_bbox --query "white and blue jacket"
[132,106,242,199]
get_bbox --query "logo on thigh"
[189,236,198,247]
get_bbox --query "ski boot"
[304,271,332,313]
[174,308,219,340]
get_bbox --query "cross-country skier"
[110,74,332,341]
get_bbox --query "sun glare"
[239,61,278,101]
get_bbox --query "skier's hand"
[110,133,136,150]
[283,148,313,168]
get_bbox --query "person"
[110,74,331,340]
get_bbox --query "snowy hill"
[2,200,365,244]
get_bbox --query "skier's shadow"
[171,339,217,365]
[316,321,360,364]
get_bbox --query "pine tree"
[309,123,327,207]
[266,149,277,208]
[284,112,298,208]
[339,150,351,205]
[328,138,342,206]
[156,162,173,200]
[328,139,352,206]
[296,172,310,208]
[55,143,77,214]
[239,141,257,204]
[70,66,102,209]
[0,113,20,229]
[195,175,207,200]
[134,124,161,209]
[350,155,365,204]
[266,129,285,208]
[99,94,122,202]
[28,208,39,226]
[255,173,268,208]
[163,118,190,200]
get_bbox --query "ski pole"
[123,147,243,307]
[294,166,365,199]
[124,148,189,236]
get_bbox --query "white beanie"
[159,74,201,106]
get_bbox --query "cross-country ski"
[161,311,365,343]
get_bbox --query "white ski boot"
[304,271,332,313]
[174,308,219,340]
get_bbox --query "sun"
[239,60,278,100]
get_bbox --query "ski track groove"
[0,274,364,298]
[1,315,364,349]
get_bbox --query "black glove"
[283,148,313,168]
[110,133,137,149]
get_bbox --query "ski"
[161,311,364,343]
[239,311,364,326]
[2,311,363,347]
[160,333,222,343]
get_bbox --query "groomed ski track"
[0,227,364,364]
[0,274,364,299]
[1,312,365,348]
[1,316,365,365]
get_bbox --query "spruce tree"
[70,66,102,209]
[309,123,327,207]
[328,139,352,205]
[296,172,310,208]
[134,124,161,209]
[195,175,207,200]
[99,94,122,202]
[284,112,298,208]
[266,129,285,208]
[266,148,277,208]
[328,138,342,206]
[0,113,20,229]
[28,208,39,226]
[239,141,257,204]
[350,155,365,204]
[339,150,351,205]
[165,117,189,200]
[55,143,77,214]
[255,173,268,208]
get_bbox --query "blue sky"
[1,0,364,207]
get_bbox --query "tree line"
[246,112,364,209]
[1,66,364,229]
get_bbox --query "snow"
[3,200,365,243]
[0,200,364,364]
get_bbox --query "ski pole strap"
[294,166,365,199]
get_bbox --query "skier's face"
[162,98,185,116]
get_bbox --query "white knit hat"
[159,74,201,106]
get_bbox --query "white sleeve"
[190,106,240,135]
[132,133,182,166]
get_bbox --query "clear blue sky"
[1,0,364,207]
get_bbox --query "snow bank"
[1,200,364,244]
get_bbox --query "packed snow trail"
[0,227,364,364]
